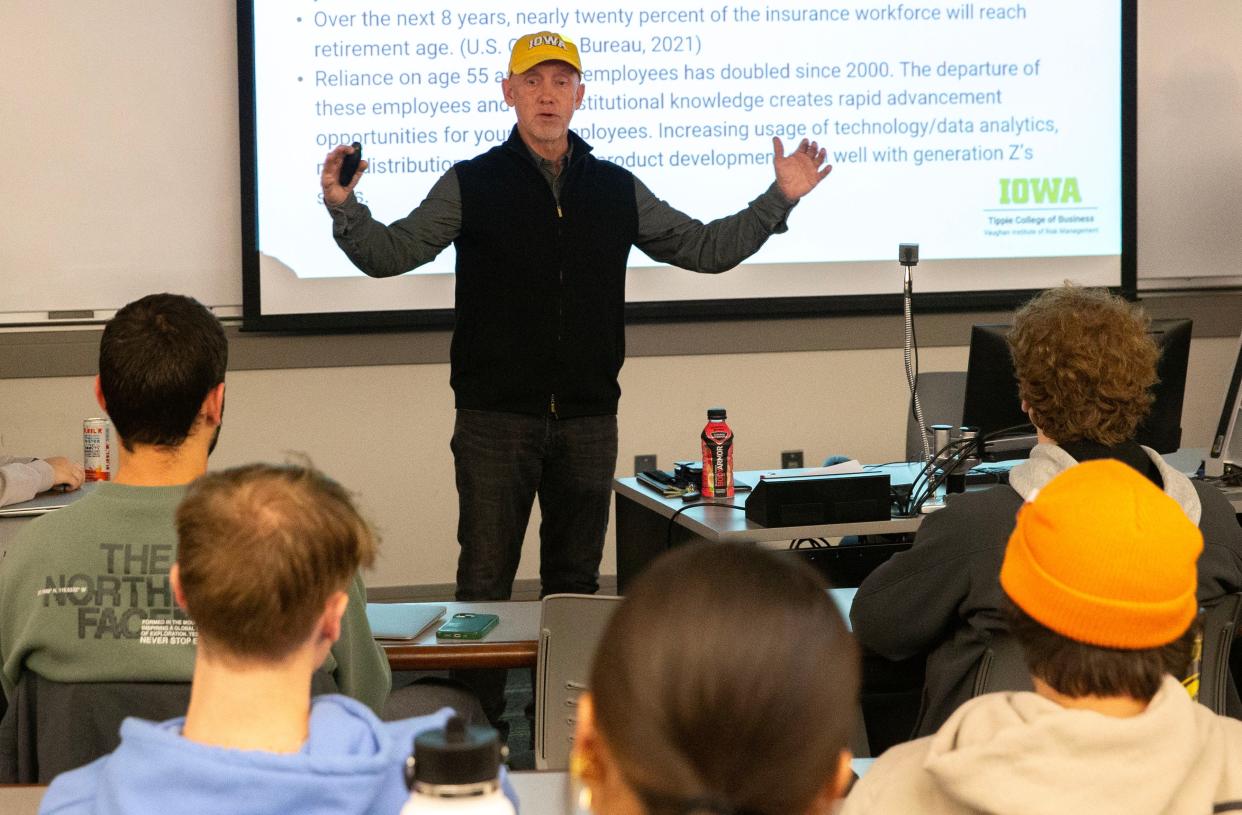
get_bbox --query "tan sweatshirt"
[843,675,1242,815]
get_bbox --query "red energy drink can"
[83,418,112,482]
[701,407,734,497]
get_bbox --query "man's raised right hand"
[320,143,369,207]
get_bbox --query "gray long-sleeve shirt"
[0,457,53,508]
[328,140,797,279]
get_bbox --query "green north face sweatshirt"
[0,482,390,712]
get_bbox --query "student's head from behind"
[574,543,858,815]
[97,293,228,452]
[1007,285,1158,445]
[171,463,377,665]
[1001,459,1202,704]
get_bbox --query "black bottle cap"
[411,716,502,786]
[707,407,727,420]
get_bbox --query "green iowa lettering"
[999,177,1081,205]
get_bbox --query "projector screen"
[239,1,1135,330]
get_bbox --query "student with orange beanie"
[851,286,1242,735]
[843,460,1242,814]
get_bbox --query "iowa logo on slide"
[998,177,1082,205]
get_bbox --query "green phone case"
[435,612,500,640]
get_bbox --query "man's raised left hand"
[772,137,832,202]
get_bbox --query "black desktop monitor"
[1206,331,1242,477]
[1141,319,1193,453]
[961,318,1192,457]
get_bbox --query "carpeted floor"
[501,668,535,770]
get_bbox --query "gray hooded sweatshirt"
[842,675,1242,815]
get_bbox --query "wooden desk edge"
[383,641,538,671]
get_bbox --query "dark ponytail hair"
[589,543,859,815]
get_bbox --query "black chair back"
[0,670,340,783]
[1196,593,1242,715]
[971,632,1033,697]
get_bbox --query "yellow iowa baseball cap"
[508,31,582,75]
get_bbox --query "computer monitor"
[961,318,1192,458]
[1205,331,1242,478]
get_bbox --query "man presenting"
[321,31,832,606]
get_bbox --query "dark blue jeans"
[451,409,618,601]
[450,410,617,735]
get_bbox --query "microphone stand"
[900,244,930,463]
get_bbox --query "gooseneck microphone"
[899,243,930,462]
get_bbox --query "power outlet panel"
[634,454,657,473]
[781,450,804,469]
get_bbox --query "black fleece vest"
[451,128,638,417]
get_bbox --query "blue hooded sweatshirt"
[38,695,518,814]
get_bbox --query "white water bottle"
[401,716,514,815]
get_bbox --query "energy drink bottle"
[83,418,111,482]
[701,407,734,498]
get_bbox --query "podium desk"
[614,468,922,592]
[377,600,540,671]
[616,451,1234,591]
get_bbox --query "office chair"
[905,371,968,462]
[970,632,1034,697]
[0,670,339,783]
[0,675,193,783]
[534,594,622,770]
[966,599,1242,714]
[1197,593,1242,716]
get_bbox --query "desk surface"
[616,450,1237,543]
[614,469,922,545]
[377,600,540,671]
[0,481,96,517]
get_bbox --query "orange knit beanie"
[1000,459,1203,649]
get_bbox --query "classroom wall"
[2,335,1237,588]
[2,0,1242,318]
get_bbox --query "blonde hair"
[174,463,376,659]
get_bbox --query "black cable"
[907,422,1034,512]
[904,437,970,516]
[911,441,974,512]
[889,485,911,517]
[908,423,1035,514]
[908,435,970,509]
[910,303,921,422]
[912,440,979,510]
[666,502,746,550]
